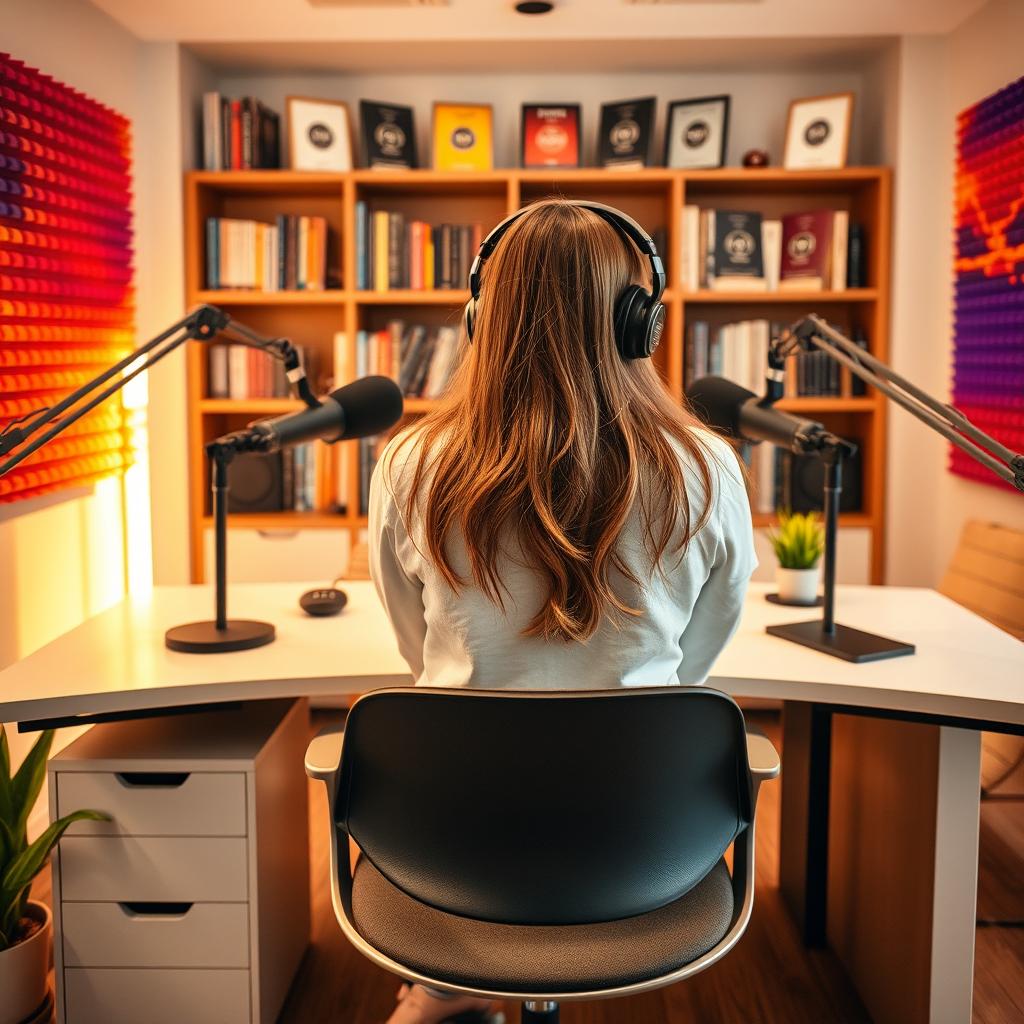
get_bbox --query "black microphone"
[246,375,404,452]
[685,375,828,454]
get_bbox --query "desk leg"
[779,701,833,947]
[826,716,981,1024]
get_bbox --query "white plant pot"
[0,901,51,1024]
[776,566,821,605]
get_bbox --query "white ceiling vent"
[307,0,448,6]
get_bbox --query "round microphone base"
[164,619,276,654]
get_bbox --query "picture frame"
[598,97,655,169]
[359,100,417,170]
[520,104,581,169]
[664,95,730,169]
[432,102,494,171]
[783,92,854,170]
[286,96,353,172]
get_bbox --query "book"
[681,205,700,292]
[708,210,766,291]
[521,104,581,168]
[831,210,849,291]
[847,223,866,287]
[598,97,655,169]
[360,100,417,169]
[761,219,782,291]
[779,210,834,291]
[200,93,280,170]
[433,103,493,172]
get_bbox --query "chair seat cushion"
[350,855,735,993]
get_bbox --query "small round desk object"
[300,587,349,617]
[765,592,824,608]
[515,0,554,12]
[742,149,770,168]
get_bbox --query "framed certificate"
[784,92,854,170]
[432,103,493,172]
[598,97,655,169]
[359,100,417,169]
[286,96,353,171]
[521,104,581,168]
[665,96,730,169]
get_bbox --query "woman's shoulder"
[374,425,433,506]
[666,426,746,495]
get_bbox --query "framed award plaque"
[432,103,494,172]
[665,96,730,169]
[286,96,353,171]
[521,104,581,168]
[784,92,854,170]
[598,97,655,169]
[360,100,417,169]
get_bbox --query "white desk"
[1,582,1021,1024]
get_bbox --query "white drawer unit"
[48,700,310,1024]
[203,526,351,583]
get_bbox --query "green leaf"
[0,809,107,924]
[11,730,53,842]
[0,818,14,871]
[0,726,12,833]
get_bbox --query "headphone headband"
[468,200,666,303]
[465,200,667,360]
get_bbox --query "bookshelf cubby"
[184,167,891,584]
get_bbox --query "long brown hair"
[393,199,716,642]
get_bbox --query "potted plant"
[768,510,824,605]
[1,726,106,1024]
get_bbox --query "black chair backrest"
[336,687,752,926]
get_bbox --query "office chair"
[306,687,779,1024]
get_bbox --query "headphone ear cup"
[614,285,654,360]
[464,297,477,342]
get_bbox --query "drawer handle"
[115,772,190,788]
[119,902,194,918]
[257,529,299,539]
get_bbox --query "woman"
[369,199,756,1024]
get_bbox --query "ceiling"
[90,0,988,47]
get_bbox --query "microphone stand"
[762,314,1023,662]
[0,304,321,654]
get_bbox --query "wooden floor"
[33,711,1023,1023]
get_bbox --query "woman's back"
[368,198,757,691]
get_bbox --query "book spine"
[388,212,403,289]
[205,217,219,289]
[374,211,389,291]
[230,100,242,170]
[228,345,248,399]
[241,99,254,170]
[847,224,866,288]
[355,201,367,290]
[208,346,229,398]
[286,216,298,290]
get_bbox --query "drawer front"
[59,836,248,902]
[204,526,350,583]
[62,902,250,969]
[64,968,250,1024]
[58,771,247,837]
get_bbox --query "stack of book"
[354,322,462,398]
[205,216,330,291]
[793,325,869,397]
[685,319,773,392]
[207,344,320,400]
[202,94,281,171]
[355,203,482,290]
[681,206,865,292]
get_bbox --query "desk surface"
[0,582,1021,726]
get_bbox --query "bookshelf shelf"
[185,166,891,584]
[354,289,471,305]
[194,290,347,306]
[683,289,878,304]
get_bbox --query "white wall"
[883,1,1024,585]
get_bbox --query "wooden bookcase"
[183,167,891,583]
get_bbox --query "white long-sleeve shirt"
[368,427,757,689]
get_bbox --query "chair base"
[522,1001,558,1023]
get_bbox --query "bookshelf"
[184,167,891,584]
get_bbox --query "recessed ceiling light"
[515,1,555,13]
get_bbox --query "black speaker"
[783,447,863,514]
[225,452,284,513]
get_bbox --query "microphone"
[246,376,404,452]
[685,375,829,454]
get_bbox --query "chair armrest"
[305,725,345,783]
[746,729,781,782]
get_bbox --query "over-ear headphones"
[463,200,666,360]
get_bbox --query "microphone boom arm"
[0,304,318,479]
[776,314,1024,492]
